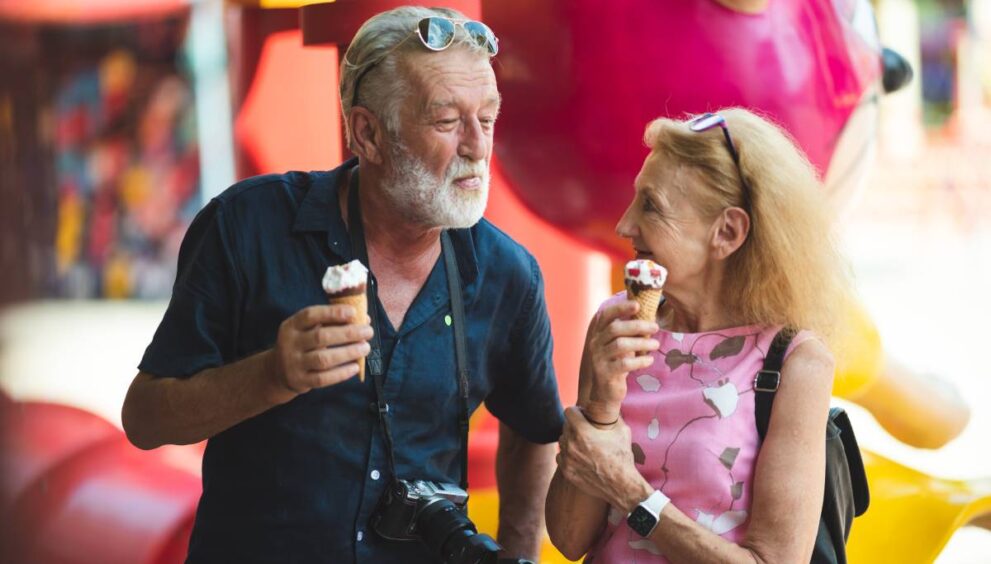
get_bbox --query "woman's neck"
[658,272,743,333]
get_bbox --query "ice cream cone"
[322,259,371,382]
[626,283,663,323]
[624,259,668,355]
[328,290,369,381]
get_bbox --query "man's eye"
[642,198,657,212]
[437,118,459,126]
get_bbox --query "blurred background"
[1,0,989,562]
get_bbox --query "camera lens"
[442,531,502,564]
[416,498,500,564]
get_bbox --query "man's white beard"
[383,141,490,229]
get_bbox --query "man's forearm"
[122,349,292,449]
[495,423,556,560]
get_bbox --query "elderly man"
[122,6,563,563]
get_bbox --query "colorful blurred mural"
[20,17,200,299]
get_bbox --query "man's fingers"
[563,406,586,426]
[293,304,358,330]
[305,362,361,389]
[304,323,373,351]
[564,406,596,435]
[303,342,371,371]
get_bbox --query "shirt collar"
[290,157,479,287]
[291,158,354,259]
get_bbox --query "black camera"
[370,479,502,564]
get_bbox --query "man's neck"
[341,166,442,279]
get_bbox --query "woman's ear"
[349,107,387,165]
[711,207,751,260]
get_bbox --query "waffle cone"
[329,292,369,382]
[626,283,662,322]
[626,284,662,356]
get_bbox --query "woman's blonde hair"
[643,108,854,348]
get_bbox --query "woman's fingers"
[596,300,640,325]
[607,318,660,338]
[605,336,660,356]
[610,354,655,373]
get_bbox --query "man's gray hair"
[340,6,493,149]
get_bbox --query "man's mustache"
[446,158,489,182]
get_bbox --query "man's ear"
[710,207,750,260]
[349,107,387,165]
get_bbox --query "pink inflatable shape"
[484,0,881,256]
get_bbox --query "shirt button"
[370,469,381,480]
[356,531,364,542]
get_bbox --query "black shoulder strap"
[347,167,471,490]
[755,327,797,440]
[441,232,471,490]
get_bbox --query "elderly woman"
[545,108,853,563]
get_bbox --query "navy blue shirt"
[139,159,564,563]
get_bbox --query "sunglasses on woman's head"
[687,113,753,214]
[351,17,499,108]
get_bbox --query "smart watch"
[627,490,670,538]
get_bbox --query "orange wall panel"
[234,28,341,176]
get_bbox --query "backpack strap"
[755,327,797,440]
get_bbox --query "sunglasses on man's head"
[416,17,499,55]
[687,113,753,213]
[351,17,499,108]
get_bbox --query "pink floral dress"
[585,294,814,563]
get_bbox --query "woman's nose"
[616,205,638,238]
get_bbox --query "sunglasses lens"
[689,113,724,132]
[463,21,499,55]
[418,17,456,51]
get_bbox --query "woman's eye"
[642,198,657,212]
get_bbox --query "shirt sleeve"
[484,254,564,444]
[138,199,243,378]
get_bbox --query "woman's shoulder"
[782,332,835,386]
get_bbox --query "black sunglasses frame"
[688,113,753,214]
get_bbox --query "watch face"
[628,506,658,537]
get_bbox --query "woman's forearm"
[640,502,778,564]
[545,469,610,561]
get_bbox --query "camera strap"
[442,217,472,492]
[347,167,471,491]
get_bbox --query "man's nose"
[458,117,488,162]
